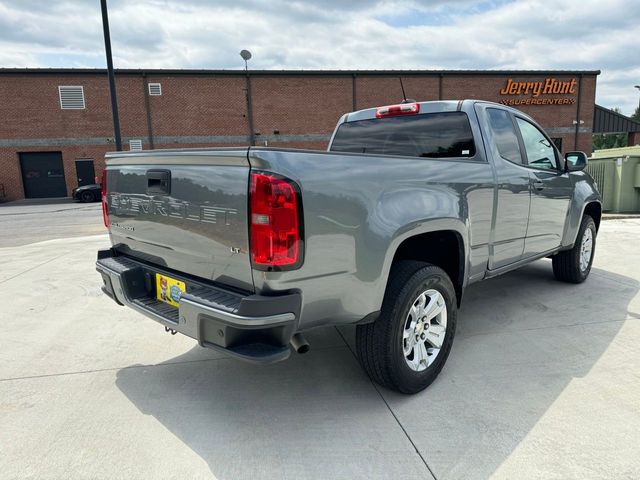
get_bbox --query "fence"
[586,152,640,213]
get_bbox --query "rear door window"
[486,108,523,164]
[330,111,476,159]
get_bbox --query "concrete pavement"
[1,220,639,479]
[0,200,104,247]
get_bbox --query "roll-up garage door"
[19,152,67,198]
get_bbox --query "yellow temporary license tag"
[156,273,186,308]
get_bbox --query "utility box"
[587,146,640,213]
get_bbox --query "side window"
[486,108,523,164]
[515,118,558,170]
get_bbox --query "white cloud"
[0,0,638,115]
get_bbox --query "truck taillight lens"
[250,172,302,269]
[375,102,420,118]
[101,169,109,229]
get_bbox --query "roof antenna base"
[398,77,417,103]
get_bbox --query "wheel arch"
[562,182,602,248]
[381,221,468,307]
[583,201,602,232]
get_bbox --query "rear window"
[330,111,476,159]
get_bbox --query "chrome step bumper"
[96,249,300,363]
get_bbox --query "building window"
[129,139,143,151]
[148,83,162,96]
[58,86,85,109]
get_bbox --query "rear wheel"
[80,190,95,203]
[552,215,596,283]
[356,261,457,394]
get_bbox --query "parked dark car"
[72,183,101,202]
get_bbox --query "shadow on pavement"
[116,260,638,479]
[380,260,639,478]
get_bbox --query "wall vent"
[59,86,85,109]
[129,139,143,151]
[148,83,162,96]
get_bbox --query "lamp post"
[635,85,640,113]
[240,50,255,146]
[240,49,252,71]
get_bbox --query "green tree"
[592,133,628,150]
[632,105,640,123]
[592,107,628,151]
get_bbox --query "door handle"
[533,181,545,191]
[146,169,171,195]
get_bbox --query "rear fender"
[378,218,469,307]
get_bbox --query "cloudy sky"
[1,0,639,115]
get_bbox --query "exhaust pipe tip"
[290,332,310,354]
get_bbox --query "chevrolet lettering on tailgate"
[108,194,238,225]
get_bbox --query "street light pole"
[101,0,122,151]
[240,50,255,146]
[635,85,640,113]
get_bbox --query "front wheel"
[355,261,457,394]
[552,215,596,283]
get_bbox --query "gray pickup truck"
[96,99,601,393]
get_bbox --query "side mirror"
[565,151,588,172]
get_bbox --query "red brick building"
[0,68,599,201]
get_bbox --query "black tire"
[356,261,457,394]
[80,190,96,203]
[552,215,596,283]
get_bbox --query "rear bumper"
[96,248,300,363]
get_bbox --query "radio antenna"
[398,77,416,103]
[399,77,407,102]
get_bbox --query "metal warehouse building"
[0,68,611,202]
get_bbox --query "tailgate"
[104,149,254,292]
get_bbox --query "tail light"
[375,102,420,118]
[249,172,302,269]
[101,169,110,229]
